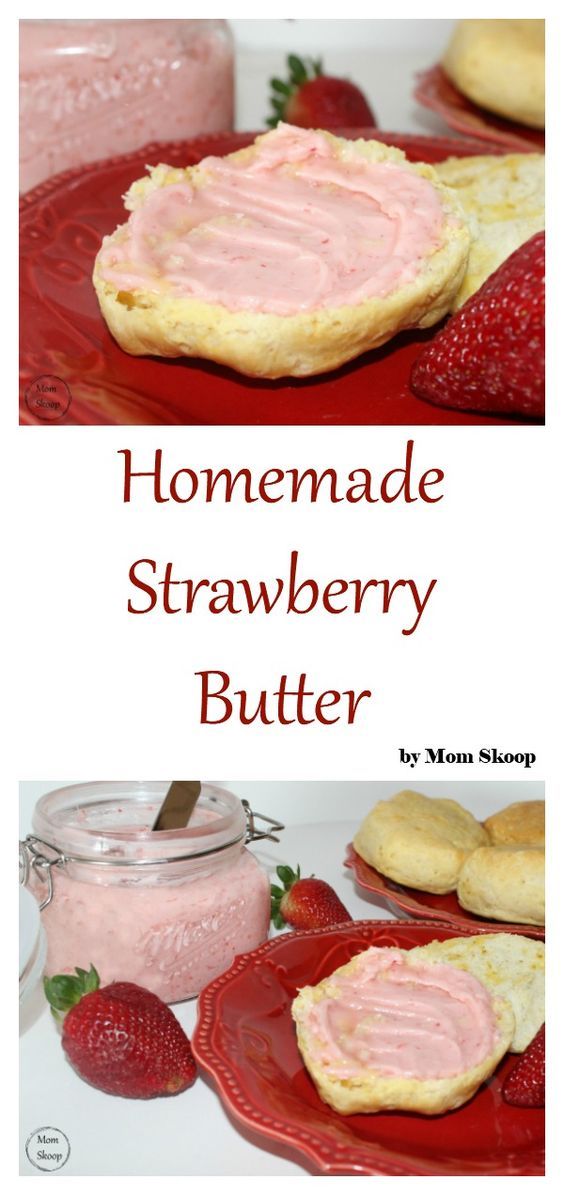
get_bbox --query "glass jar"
[20,19,234,192]
[19,886,47,1008]
[21,782,281,1002]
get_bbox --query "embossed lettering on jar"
[22,782,272,1001]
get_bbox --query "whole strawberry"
[502,1024,545,1108]
[410,231,545,418]
[271,864,351,931]
[267,54,376,130]
[44,965,197,1099]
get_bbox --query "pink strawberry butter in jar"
[21,782,278,1002]
[19,19,234,192]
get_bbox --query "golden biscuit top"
[484,800,545,846]
[358,789,488,850]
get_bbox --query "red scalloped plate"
[344,843,546,933]
[192,919,544,1176]
[414,65,545,153]
[20,129,534,426]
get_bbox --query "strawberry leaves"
[271,863,350,930]
[271,863,301,927]
[268,56,322,128]
[44,964,100,1023]
[267,54,374,130]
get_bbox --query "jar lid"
[30,781,247,866]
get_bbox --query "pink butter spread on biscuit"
[96,124,447,315]
[303,948,499,1080]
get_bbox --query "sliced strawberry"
[502,1024,545,1108]
[44,965,197,1099]
[410,231,545,418]
[271,864,351,931]
[267,54,376,130]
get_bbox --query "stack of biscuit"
[353,791,544,925]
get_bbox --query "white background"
[9,4,561,1190]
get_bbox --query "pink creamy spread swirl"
[303,948,500,1081]
[97,124,447,316]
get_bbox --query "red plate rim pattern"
[192,918,544,1176]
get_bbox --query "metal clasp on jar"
[242,801,284,844]
[19,835,64,910]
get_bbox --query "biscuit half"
[292,945,514,1116]
[457,845,545,927]
[434,152,544,308]
[93,125,470,378]
[353,790,488,893]
[411,932,544,1052]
